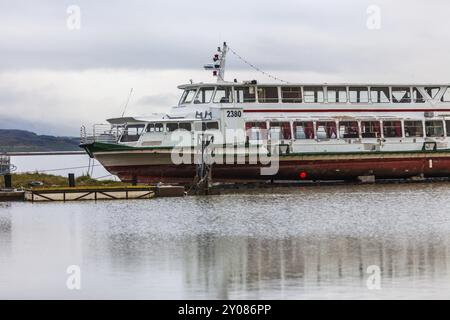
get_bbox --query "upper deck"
[176,82,450,109]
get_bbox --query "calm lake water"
[2,178,450,299]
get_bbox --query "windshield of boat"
[179,89,198,105]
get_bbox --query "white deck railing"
[80,124,122,144]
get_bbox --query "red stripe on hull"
[104,157,450,183]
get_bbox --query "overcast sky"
[1,0,450,135]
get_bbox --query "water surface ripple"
[1,183,450,299]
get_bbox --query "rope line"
[228,46,291,84]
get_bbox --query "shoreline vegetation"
[1,172,129,189]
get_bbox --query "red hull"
[104,157,450,183]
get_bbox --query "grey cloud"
[1,0,450,74]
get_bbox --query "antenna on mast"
[121,88,134,118]
[203,42,228,82]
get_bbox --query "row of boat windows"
[121,120,450,142]
[246,120,450,140]
[120,122,220,142]
[179,86,450,104]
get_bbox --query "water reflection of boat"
[179,235,450,299]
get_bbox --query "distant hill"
[0,129,80,152]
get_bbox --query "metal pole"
[68,173,76,187]
[4,174,12,189]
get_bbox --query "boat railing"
[80,124,122,144]
[0,154,16,175]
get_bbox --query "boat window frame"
[392,87,412,103]
[425,120,445,137]
[327,86,348,103]
[404,120,424,137]
[361,121,381,138]
[257,86,280,103]
[213,86,233,104]
[281,86,303,103]
[349,87,370,103]
[303,86,325,103]
[166,122,179,132]
[235,86,257,103]
[178,122,192,132]
[293,121,315,139]
[179,88,199,105]
[425,87,441,100]
[316,121,338,139]
[245,121,268,141]
[339,121,360,139]
[413,87,425,103]
[370,87,391,103]
[441,87,450,102]
[193,87,215,104]
[202,121,220,131]
[120,123,146,142]
[382,120,403,138]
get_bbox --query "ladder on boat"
[190,133,215,195]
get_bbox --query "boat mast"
[203,42,228,82]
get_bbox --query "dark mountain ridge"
[0,129,80,152]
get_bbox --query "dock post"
[68,173,76,188]
[4,174,12,189]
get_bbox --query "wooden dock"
[24,186,155,202]
[0,189,25,201]
[22,185,186,202]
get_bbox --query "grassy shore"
[1,172,128,189]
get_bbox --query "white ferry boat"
[80,43,450,183]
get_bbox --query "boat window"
[294,122,314,139]
[120,124,145,142]
[202,121,219,131]
[349,87,369,103]
[179,122,192,131]
[304,87,324,103]
[441,88,450,102]
[316,122,337,139]
[146,123,155,132]
[258,87,279,103]
[269,122,291,139]
[155,123,164,132]
[327,87,347,103]
[361,121,381,138]
[180,89,197,104]
[235,86,256,103]
[446,121,450,136]
[383,121,402,137]
[194,87,215,104]
[166,123,179,132]
[281,87,302,103]
[213,86,233,103]
[425,120,444,137]
[425,87,440,99]
[370,87,390,103]
[404,121,423,137]
[392,87,412,103]
[413,88,425,103]
[339,121,359,139]
[245,122,268,140]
